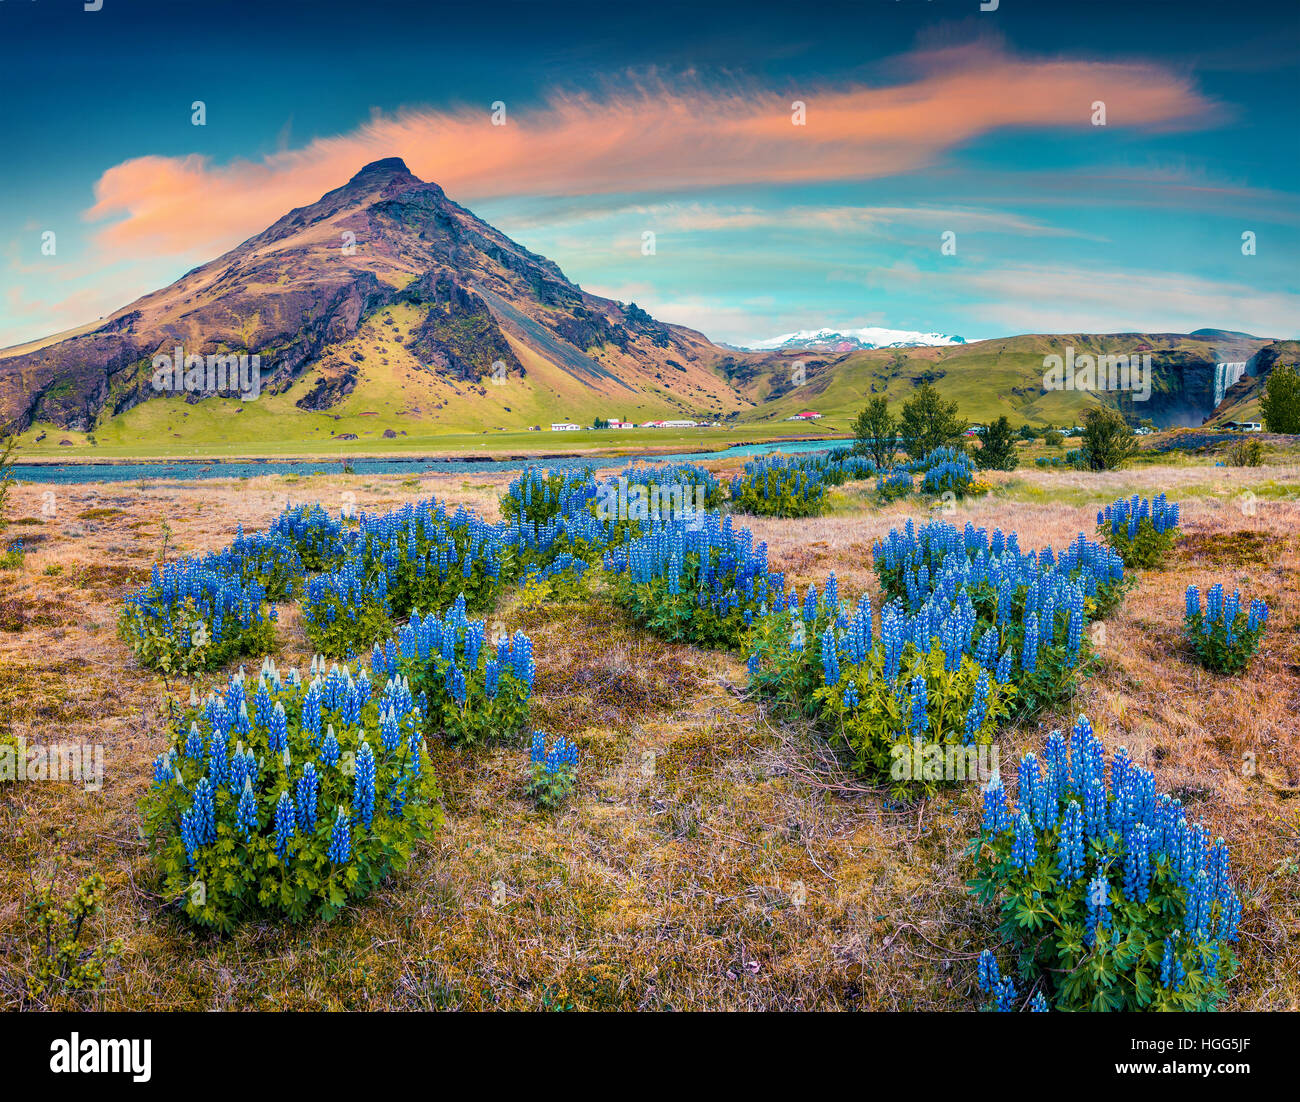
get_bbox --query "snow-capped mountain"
[740,327,967,353]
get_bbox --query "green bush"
[143,659,440,930]
[1227,438,1263,467]
[1097,495,1181,570]
[525,731,579,810]
[22,855,121,1006]
[969,716,1241,1011]
[974,416,1020,472]
[1081,407,1138,470]
[1184,584,1268,675]
[301,565,393,659]
[816,645,1013,799]
[119,576,278,675]
[394,598,536,748]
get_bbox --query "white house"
[550,422,581,431]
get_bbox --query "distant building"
[1224,421,1263,432]
[659,419,698,428]
[606,418,634,429]
[641,420,666,428]
[550,422,580,431]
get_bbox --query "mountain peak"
[348,156,418,185]
[740,326,966,353]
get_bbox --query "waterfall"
[1213,362,1248,407]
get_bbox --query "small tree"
[899,382,964,459]
[975,416,1020,471]
[1081,406,1137,471]
[1259,362,1300,434]
[851,396,898,469]
[1044,429,1065,447]
[0,434,16,532]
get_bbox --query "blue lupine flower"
[320,726,340,769]
[1084,874,1111,947]
[236,779,258,841]
[274,790,296,858]
[977,949,999,993]
[354,741,376,828]
[1122,824,1152,903]
[192,776,216,845]
[982,781,1010,834]
[327,807,352,865]
[180,809,200,867]
[993,977,1018,1012]
[1011,812,1037,871]
[296,762,319,833]
[842,680,859,709]
[1028,991,1049,1012]
[1056,800,1085,884]
[908,674,928,734]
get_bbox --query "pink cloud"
[84,41,1216,260]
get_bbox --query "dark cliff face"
[1114,356,1216,428]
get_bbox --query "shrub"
[142,658,440,930]
[617,463,726,509]
[1227,438,1263,467]
[968,715,1241,1011]
[391,596,536,748]
[302,559,393,658]
[525,731,579,810]
[745,574,1014,798]
[975,415,1020,472]
[222,526,306,600]
[728,456,827,517]
[1098,494,1181,569]
[1081,407,1138,470]
[355,500,513,618]
[519,554,592,604]
[1044,430,1064,447]
[1184,584,1268,674]
[269,504,350,572]
[870,519,1123,714]
[605,513,784,649]
[877,468,913,502]
[919,446,977,498]
[742,579,844,719]
[119,560,277,674]
[22,861,122,1005]
[501,466,596,527]
[817,635,1014,799]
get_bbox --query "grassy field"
[12,420,838,463]
[1,453,1297,1010]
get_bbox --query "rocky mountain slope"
[0,158,748,439]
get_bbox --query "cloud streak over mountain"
[85,42,1215,260]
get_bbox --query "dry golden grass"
[0,458,1296,1010]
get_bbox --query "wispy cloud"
[83,41,1216,260]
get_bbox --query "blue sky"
[1,0,1296,348]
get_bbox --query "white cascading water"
[1213,362,1248,407]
